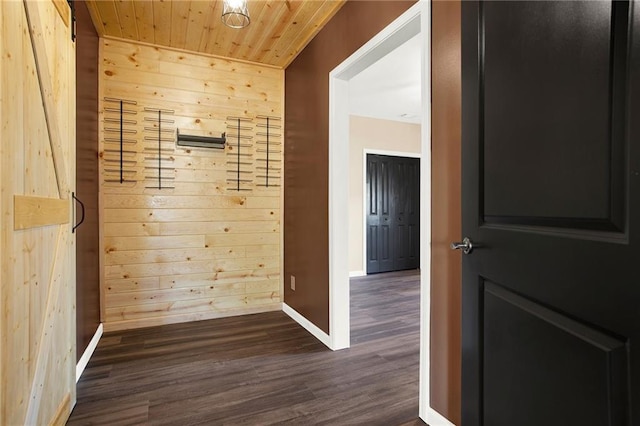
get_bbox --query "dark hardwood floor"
[68,270,426,425]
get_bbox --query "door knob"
[451,237,473,254]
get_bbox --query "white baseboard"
[423,407,456,426]
[76,323,103,383]
[282,303,332,349]
[349,270,366,278]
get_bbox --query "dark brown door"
[462,1,639,424]
[75,0,101,360]
[366,154,419,274]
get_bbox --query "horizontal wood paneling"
[104,208,277,223]
[100,38,283,331]
[105,293,278,321]
[105,257,278,279]
[105,246,246,265]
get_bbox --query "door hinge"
[67,0,76,41]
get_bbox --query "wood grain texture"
[13,195,69,229]
[0,4,3,422]
[100,38,284,331]
[85,0,346,68]
[49,392,71,426]
[68,271,426,425]
[23,0,71,199]
[1,0,76,424]
[51,0,70,28]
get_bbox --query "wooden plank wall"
[100,38,284,331]
[1,0,76,424]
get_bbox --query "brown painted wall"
[75,0,101,360]
[431,1,462,424]
[284,0,416,333]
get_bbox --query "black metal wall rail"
[143,107,175,190]
[255,115,282,188]
[225,116,254,191]
[102,97,138,185]
[177,129,226,149]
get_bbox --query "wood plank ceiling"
[85,0,345,68]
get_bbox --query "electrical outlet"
[290,275,296,291]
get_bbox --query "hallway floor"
[68,270,425,425]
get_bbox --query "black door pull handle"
[72,192,85,233]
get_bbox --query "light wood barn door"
[1,1,76,425]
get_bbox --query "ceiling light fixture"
[222,0,250,29]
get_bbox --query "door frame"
[328,1,443,422]
[361,149,421,277]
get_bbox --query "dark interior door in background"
[366,154,419,274]
[462,1,639,425]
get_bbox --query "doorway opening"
[328,0,434,421]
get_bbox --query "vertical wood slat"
[51,0,70,28]
[183,0,211,53]
[169,0,191,50]
[153,0,172,47]
[90,0,123,38]
[132,0,154,44]
[23,0,70,199]
[98,38,107,325]
[0,1,3,421]
[2,2,29,423]
[49,393,71,426]
[24,227,68,425]
[115,0,139,40]
[2,1,75,424]
[84,0,346,67]
[84,0,106,36]
[280,1,346,68]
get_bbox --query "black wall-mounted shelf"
[143,107,175,190]
[226,116,254,191]
[102,97,138,184]
[256,115,282,188]
[177,130,226,149]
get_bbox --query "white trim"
[418,1,433,421]
[330,7,422,80]
[425,408,456,426]
[76,323,103,383]
[361,148,422,274]
[329,1,434,421]
[329,0,424,353]
[349,270,366,278]
[283,303,332,349]
[363,148,421,159]
[329,74,351,351]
